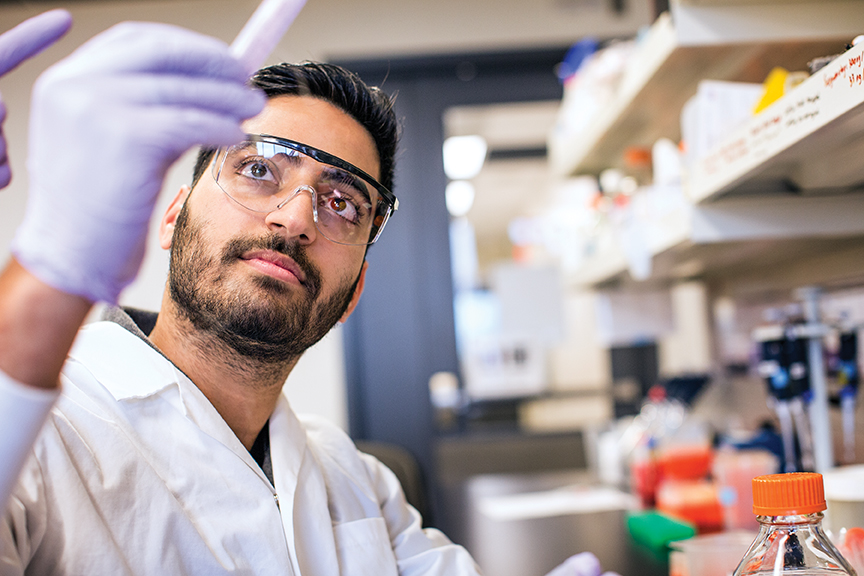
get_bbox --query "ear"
[339,261,368,323]
[159,185,191,250]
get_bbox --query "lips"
[240,249,307,285]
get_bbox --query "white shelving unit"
[565,192,864,289]
[551,0,864,473]
[548,0,855,179]
[554,0,864,290]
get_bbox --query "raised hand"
[0,9,72,188]
[11,22,266,304]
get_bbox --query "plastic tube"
[841,389,856,464]
[773,399,797,473]
[838,329,859,464]
[790,396,815,471]
[797,286,833,473]
[230,0,307,75]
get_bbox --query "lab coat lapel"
[172,368,276,488]
[270,394,339,576]
[75,322,277,489]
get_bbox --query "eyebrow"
[320,166,372,202]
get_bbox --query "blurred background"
[3,1,864,575]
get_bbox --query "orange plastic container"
[632,457,659,507]
[657,480,725,533]
[658,445,713,481]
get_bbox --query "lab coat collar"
[68,322,278,491]
[69,321,177,401]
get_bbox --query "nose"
[263,185,318,244]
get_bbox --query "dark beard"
[167,201,360,364]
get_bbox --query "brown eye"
[330,198,347,212]
[250,163,268,178]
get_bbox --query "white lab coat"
[0,321,480,575]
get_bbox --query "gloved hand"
[544,552,622,576]
[11,22,265,304]
[0,9,72,188]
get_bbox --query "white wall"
[0,0,652,430]
[658,281,714,376]
[549,289,611,392]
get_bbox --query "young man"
[0,17,617,576]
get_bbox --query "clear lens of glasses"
[212,136,395,245]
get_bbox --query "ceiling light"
[446,180,475,217]
[443,135,487,180]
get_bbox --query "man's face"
[162,95,377,363]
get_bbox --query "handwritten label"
[823,50,864,90]
[699,46,864,179]
[824,63,847,88]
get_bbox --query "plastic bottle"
[733,473,856,575]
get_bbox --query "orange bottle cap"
[752,472,826,516]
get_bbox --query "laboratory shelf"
[566,192,864,290]
[567,246,628,288]
[566,197,690,287]
[552,0,864,478]
[563,226,625,287]
[555,1,864,290]
[688,39,864,203]
[548,1,852,179]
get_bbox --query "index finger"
[0,9,72,77]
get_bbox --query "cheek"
[312,245,364,287]
[194,196,257,244]
[176,202,236,264]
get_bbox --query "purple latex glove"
[544,552,622,576]
[0,9,72,188]
[11,22,266,304]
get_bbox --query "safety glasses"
[212,134,398,245]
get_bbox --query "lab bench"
[446,469,667,576]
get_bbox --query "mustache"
[222,233,320,297]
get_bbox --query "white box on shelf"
[680,80,763,169]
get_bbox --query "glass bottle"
[733,472,856,575]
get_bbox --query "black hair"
[191,61,398,193]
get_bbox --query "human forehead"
[241,95,381,182]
